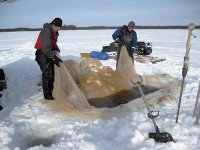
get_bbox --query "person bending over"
[112,21,137,67]
[34,18,63,100]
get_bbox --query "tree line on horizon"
[0,24,199,32]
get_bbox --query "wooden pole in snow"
[175,23,195,123]
[193,82,200,117]
[194,104,200,126]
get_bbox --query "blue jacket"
[112,26,137,50]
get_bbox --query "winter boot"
[42,78,54,100]
[43,90,54,100]
[44,95,54,100]
[48,92,55,100]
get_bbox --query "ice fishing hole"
[87,86,158,108]
[21,135,55,149]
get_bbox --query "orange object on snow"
[80,53,90,58]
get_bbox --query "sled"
[134,55,166,64]
[80,52,166,63]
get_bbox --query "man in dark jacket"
[34,18,63,100]
[112,21,137,67]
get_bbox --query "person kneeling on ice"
[34,18,63,100]
[112,21,137,67]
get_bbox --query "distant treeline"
[77,25,200,30]
[0,25,77,32]
[0,25,199,32]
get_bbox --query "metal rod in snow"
[194,104,200,126]
[193,82,200,117]
[175,23,195,123]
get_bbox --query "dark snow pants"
[35,50,54,98]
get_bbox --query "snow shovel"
[131,78,175,143]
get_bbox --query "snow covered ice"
[0,29,200,150]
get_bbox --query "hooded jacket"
[34,23,60,59]
[112,25,137,49]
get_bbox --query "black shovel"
[131,78,175,143]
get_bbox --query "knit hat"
[51,18,63,27]
[128,21,135,28]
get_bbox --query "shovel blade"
[148,132,175,143]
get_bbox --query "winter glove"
[52,55,63,67]
[52,48,60,53]
[115,38,124,46]
[131,47,136,52]
[55,49,60,53]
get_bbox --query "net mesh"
[42,46,180,120]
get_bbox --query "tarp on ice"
[43,46,180,120]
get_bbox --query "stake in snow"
[176,23,195,123]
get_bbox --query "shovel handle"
[131,79,160,133]
[148,110,159,119]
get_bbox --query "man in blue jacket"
[112,21,137,67]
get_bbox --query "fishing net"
[43,46,180,120]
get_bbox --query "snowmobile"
[101,42,119,58]
[136,41,152,55]
[101,41,152,57]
